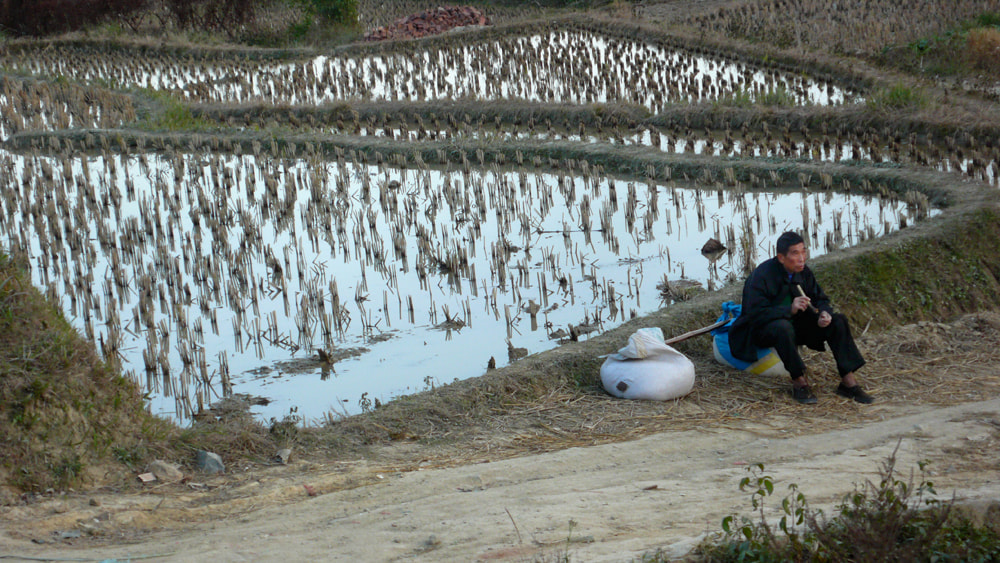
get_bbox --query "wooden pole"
[664,319,729,345]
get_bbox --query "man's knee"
[830,312,851,330]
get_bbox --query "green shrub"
[713,85,795,108]
[309,0,357,25]
[714,88,755,108]
[973,12,1000,28]
[757,85,797,107]
[696,445,1000,562]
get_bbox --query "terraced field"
[1,3,998,424]
[3,1,1000,560]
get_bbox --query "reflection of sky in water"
[1,31,856,110]
[0,149,932,422]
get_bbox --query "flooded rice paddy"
[0,30,856,111]
[0,146,934,420]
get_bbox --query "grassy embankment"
[0,253,173,493]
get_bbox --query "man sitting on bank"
[728,231,874,404]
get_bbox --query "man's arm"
[801,268,833,314]
[742,267,792,326]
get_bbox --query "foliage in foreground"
[693,446,1000,562]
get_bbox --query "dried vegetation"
[685,0,1000,56]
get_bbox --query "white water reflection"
[0,148,932,421]
[0,31,856,111]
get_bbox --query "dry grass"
[684,0,1000,56]
[967,27,1000,73]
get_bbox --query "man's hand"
[818,311,832,327]
[791,296,811,314]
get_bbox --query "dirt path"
[2,396,999,562]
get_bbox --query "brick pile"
[363,6,491,42]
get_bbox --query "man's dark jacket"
[728,257,834,363]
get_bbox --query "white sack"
[601,328,696,401]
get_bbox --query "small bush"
[757,85,797,107]
[285,0,357,27]
[974,12,1000,28]
[696,444,1000,562]
[713,86,794,108]
[714,88,755,108]
[307,0,357,25]
[139,91,213,131]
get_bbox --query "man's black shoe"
[792,385,818,404]
[836,383,874,404]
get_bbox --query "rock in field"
[196,450,225,475]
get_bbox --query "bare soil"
[2,312,1000,561]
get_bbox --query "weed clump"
[866,84,928,112]
[695,445,1000,562]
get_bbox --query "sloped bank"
[323,204,1000,447]
[0,254,175,495]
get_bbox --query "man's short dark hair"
[776,231,804,255]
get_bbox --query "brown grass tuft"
[967,27,1000,73]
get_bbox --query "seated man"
[728,231,874,404]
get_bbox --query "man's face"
[777,242,807,274]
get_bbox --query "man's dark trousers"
[753,312,865,380]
